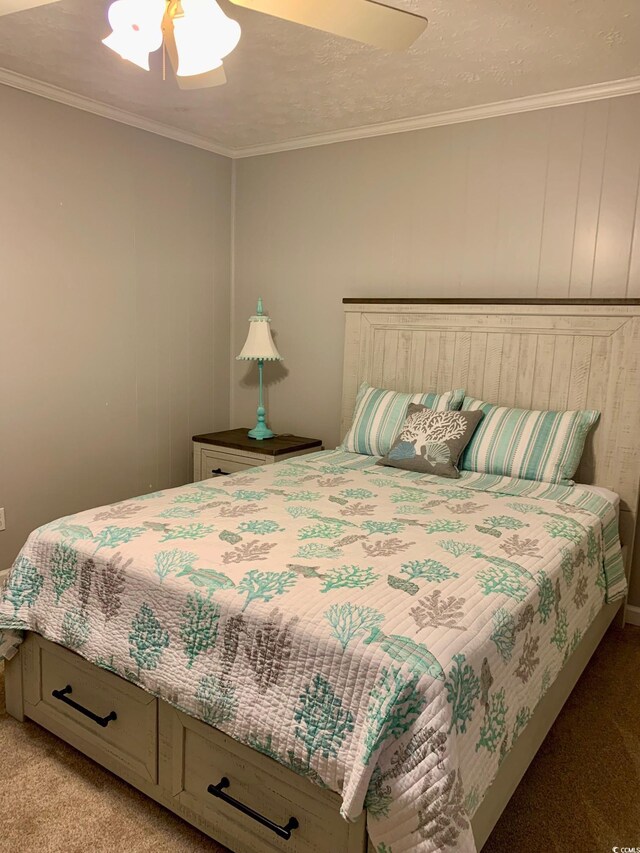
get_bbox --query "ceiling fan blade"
[161,9,227,88]
[227,0,427,50]
[0,0,60,15]
[174,64,227,89]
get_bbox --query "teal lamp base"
[248,423,274,440]
[248,404,274,440]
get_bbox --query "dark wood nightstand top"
[192,429,322,457]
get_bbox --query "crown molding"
[0,67,235,158]
[1,65,639,161]
[232,75,640,158]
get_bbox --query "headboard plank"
[341,302,640,576]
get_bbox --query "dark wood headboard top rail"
[342,298,640,305]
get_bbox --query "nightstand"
[192,429,323,482]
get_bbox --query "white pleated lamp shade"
[237,314,282,361]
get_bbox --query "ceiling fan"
[0,0,428,88]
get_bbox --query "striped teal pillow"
[460,397,600,484]
[340,383,465,457]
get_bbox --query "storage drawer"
[161,706,366,853]
[23,635,157,784]
[200,448,265,480]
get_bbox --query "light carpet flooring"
[1,624,639,853]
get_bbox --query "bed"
[2,299,639,853]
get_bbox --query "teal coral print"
[61,608,89,650]
[325,603,384,650]
[237,519,283,535]
[320,564,378,592]
[154,549,198,583]
[422,519,468,535]
[543,517,583,544]
[179,592,220,668]
[476,688,508,753]
[536,571,555,623]
[341,488,375,499]
[586,528,599,567]
[129,603,169,673]
[490,608,516,662]
[172,490,221,504]
[294,674,354,765]
[362,666,427,765]
[400,559,459,583]
[299,520,350,540]
[360,521,405,536]
[0,446,618,853]
[438,540,479,559]
[232,489,268,501]
[236,570,297,610]
[195,674,237,725]
[94,526,145,550]
[444,654,480,733]
[511,706,531,746]
[477,566,528,601]
[560,548,574,585]
[284,490,321,502]
[51,544,78,603]
[3,556,44,615]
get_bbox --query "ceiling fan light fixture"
[172,0,240,76]
[102,0,165,70]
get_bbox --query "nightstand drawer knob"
[211,468,230,476]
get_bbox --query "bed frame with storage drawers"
[5,299,640,852]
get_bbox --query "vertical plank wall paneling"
[0,85,232,570]
[232,93,640,603]
[233,94,640,447]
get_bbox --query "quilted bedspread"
[0,450,626,853]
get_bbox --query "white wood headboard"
[341,299,640,576]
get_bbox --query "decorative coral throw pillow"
[378,404,484,478]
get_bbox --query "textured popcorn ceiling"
[0,0,639,151]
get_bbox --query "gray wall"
[0,85,232,569]
[233,96,640,451]
[2,86,639,602]
[232,95,640,606]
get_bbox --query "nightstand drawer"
[193,430,323,483]
[199,448,265,479]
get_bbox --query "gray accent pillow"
[378,405,484,479]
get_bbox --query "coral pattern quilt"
[0,451,625,853]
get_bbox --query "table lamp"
[236,298,282,440]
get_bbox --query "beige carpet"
[1,626,639,853]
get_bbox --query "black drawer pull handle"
[211,468,230,476]
[207,777,299,840]
[52,685,117,728]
